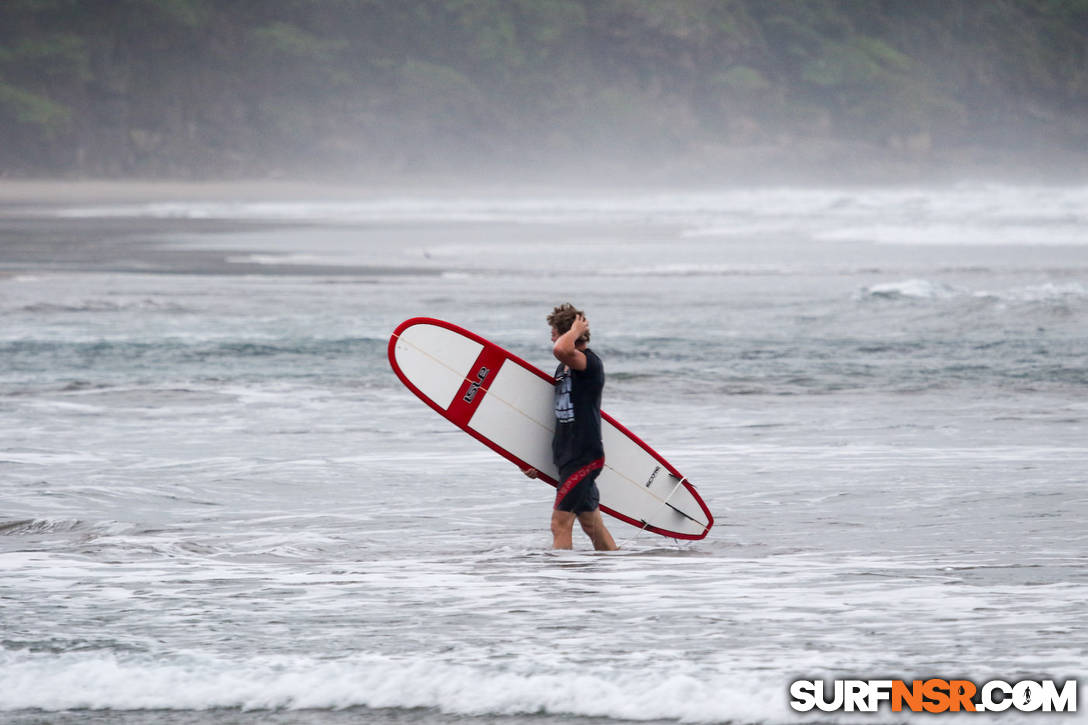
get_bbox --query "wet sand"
[0,179,392,206]
[0,181,440,277]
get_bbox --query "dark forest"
[2,0,1086,179]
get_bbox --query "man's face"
[550,326,560,343]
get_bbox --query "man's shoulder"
[581,347,604,375]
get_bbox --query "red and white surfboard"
[388,317,713,540]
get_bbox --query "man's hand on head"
[570,314,589,342]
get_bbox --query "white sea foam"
[855,279,964,300]
[854,279,1088,304]
[1,649,1077,724]
[224,254,353,266]
[0,649,864,722]
[599,263,795,277]
[815,223,1088,246]
[995,282,1088,302]
[27,185,1088,251]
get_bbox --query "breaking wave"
[0,649,799,723]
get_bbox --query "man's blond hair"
[547,303,589,343]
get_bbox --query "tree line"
[1,0,1085,177]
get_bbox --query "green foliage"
[1040,0,1088,15]
[802,35,912,88]
[603,0,714,42]
[3,0,80,11]
[452,0,522,67]
[5,33,90,79]
[0,79,71,133]
[762,12,826,61]
[715,65,771,92]
[514,0,586,47]
[125,0,209,28]
[252,22,348,62]
[0,0,1084,174]
[396,58,483,115]
[853,36,913,73]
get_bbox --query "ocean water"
[1,183,1086,724]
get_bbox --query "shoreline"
[0,180,401,206]
[0,213,443,278]
[3,152,1088,208]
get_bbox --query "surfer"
[522,304,618,551]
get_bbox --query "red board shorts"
[554,458,604,514]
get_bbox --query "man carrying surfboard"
[522,304,618,551]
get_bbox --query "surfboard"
[388,317,713,540]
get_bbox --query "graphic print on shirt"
[554,369,575,423]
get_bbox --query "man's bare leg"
[551,509,576,549]
[577,509,618,551]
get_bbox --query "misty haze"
[1,3,1086,725]
[0,0,1085,181]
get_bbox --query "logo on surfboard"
[463,366,491,403]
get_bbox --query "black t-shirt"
[552,348,605,478]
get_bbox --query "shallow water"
[1,184,1086,723]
